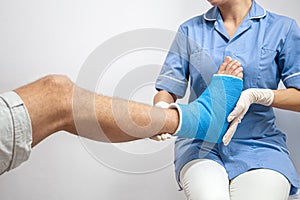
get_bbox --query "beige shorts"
[0,91,32,175]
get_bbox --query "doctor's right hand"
[222,88,274,146]
[150,101,172,141]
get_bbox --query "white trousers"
[179,159,291,200]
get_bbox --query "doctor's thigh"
[179,159,290,200]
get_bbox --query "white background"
[0,0,299,199]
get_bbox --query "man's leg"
[13,56,243,147]
[0,56,242,175]
[0,75,179,175]
[172,57,243,143]
[14,75,179,147]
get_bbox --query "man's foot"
[172,56,243,143]
[218,56,243,79]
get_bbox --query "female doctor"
[154,0,300,199]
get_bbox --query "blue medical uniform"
[155,1,300,195]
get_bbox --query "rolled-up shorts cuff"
[0,91,32,174]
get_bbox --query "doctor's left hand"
[222,88,274,146]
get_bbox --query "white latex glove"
[155,101,170,109]
[222,88,274,146]
[151,101,172,141]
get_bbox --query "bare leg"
[14,75,179,147]
[14,57,242,147]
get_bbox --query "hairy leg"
[13,57,243,147]
[14,75,73,147]
[14,75,178,147]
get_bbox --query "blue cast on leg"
[171,75,243,143]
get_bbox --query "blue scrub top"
[155,1,300,195]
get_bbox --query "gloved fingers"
[224,95,250,145]
[161,133,172,140]
[228,108,248,126]
[155,101,170,108]
[227,97,250,122]
[150,135,162,141]
[222,118,240,146]
[227,102,245,122]
[150,133,172,141]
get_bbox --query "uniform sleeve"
[278,20,300,90]
[155,26,190,98]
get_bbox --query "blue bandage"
[172,75,243,143]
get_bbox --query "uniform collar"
[203,0,266,21]
[248,1,266,19]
